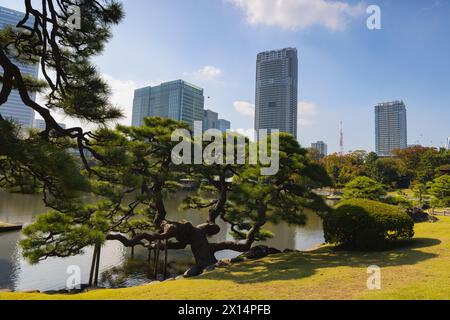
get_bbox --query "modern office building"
[132,80,204,132]
[217,119,231,133]
[311,141,328,158]
[0,6,39,127]
[34,119,66,130]
[203,109,219,131]
[447,137,450,150]
[375,101,408,156]
[203,109,231,133]
[255,48,298,139]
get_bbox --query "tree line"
[315,147,450,208]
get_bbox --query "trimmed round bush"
[323,199,414,250]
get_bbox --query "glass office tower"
[203,109,219,131]
[203,109,230,133]
[0,6,39,127]
[217,119,230,133]
[255,48,298,139]
[132,80,204,131]
[375,101,408,156]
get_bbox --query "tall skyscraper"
[311,141,328,158]
[375,101,408,156]
[132,80,204,132]
[0,6,39,128]
[255,48,298,139]
[446,137,450,150]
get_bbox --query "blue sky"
[3,0,450,153]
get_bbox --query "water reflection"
[0,191,324,292]
[101,249,194,288]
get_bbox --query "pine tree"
[1,1,124,203]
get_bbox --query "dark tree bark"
[94,244,101,286]
[106,215,265,271]
[88,246,97,286]
[106,220,221,268]
[163,239,168,279]
[105,166,263,271]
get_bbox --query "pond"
[0,191,325,292]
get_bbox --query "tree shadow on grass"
[199,238,441,284]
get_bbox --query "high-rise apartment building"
[375,101,408,156]
[0,6,39,127]
[255,48,298,139]
[132,80,204,132]
[311,141,328,158]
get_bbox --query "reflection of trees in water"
[255,212,324,251]
[0,232,21,291]
[164,193,324,252]
[100,246,195,288]
[295,212,325,250]
[262,222,296,250]
[0,191,47,224]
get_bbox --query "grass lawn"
[388,188,415,198]
[2,217,450,300]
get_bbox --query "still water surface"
[0,191,324,292]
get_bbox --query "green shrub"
[323,199,414,250]
[343,177,387,201]
[384,195,413,209]
[429,175,450,208]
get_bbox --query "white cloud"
[194,65,223,80]
[299,101,317,116]
[36,75,142,129]
[233,101,255,117]
[102,74,142,125]
[227,0,365,31]
[298,101,318,126]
